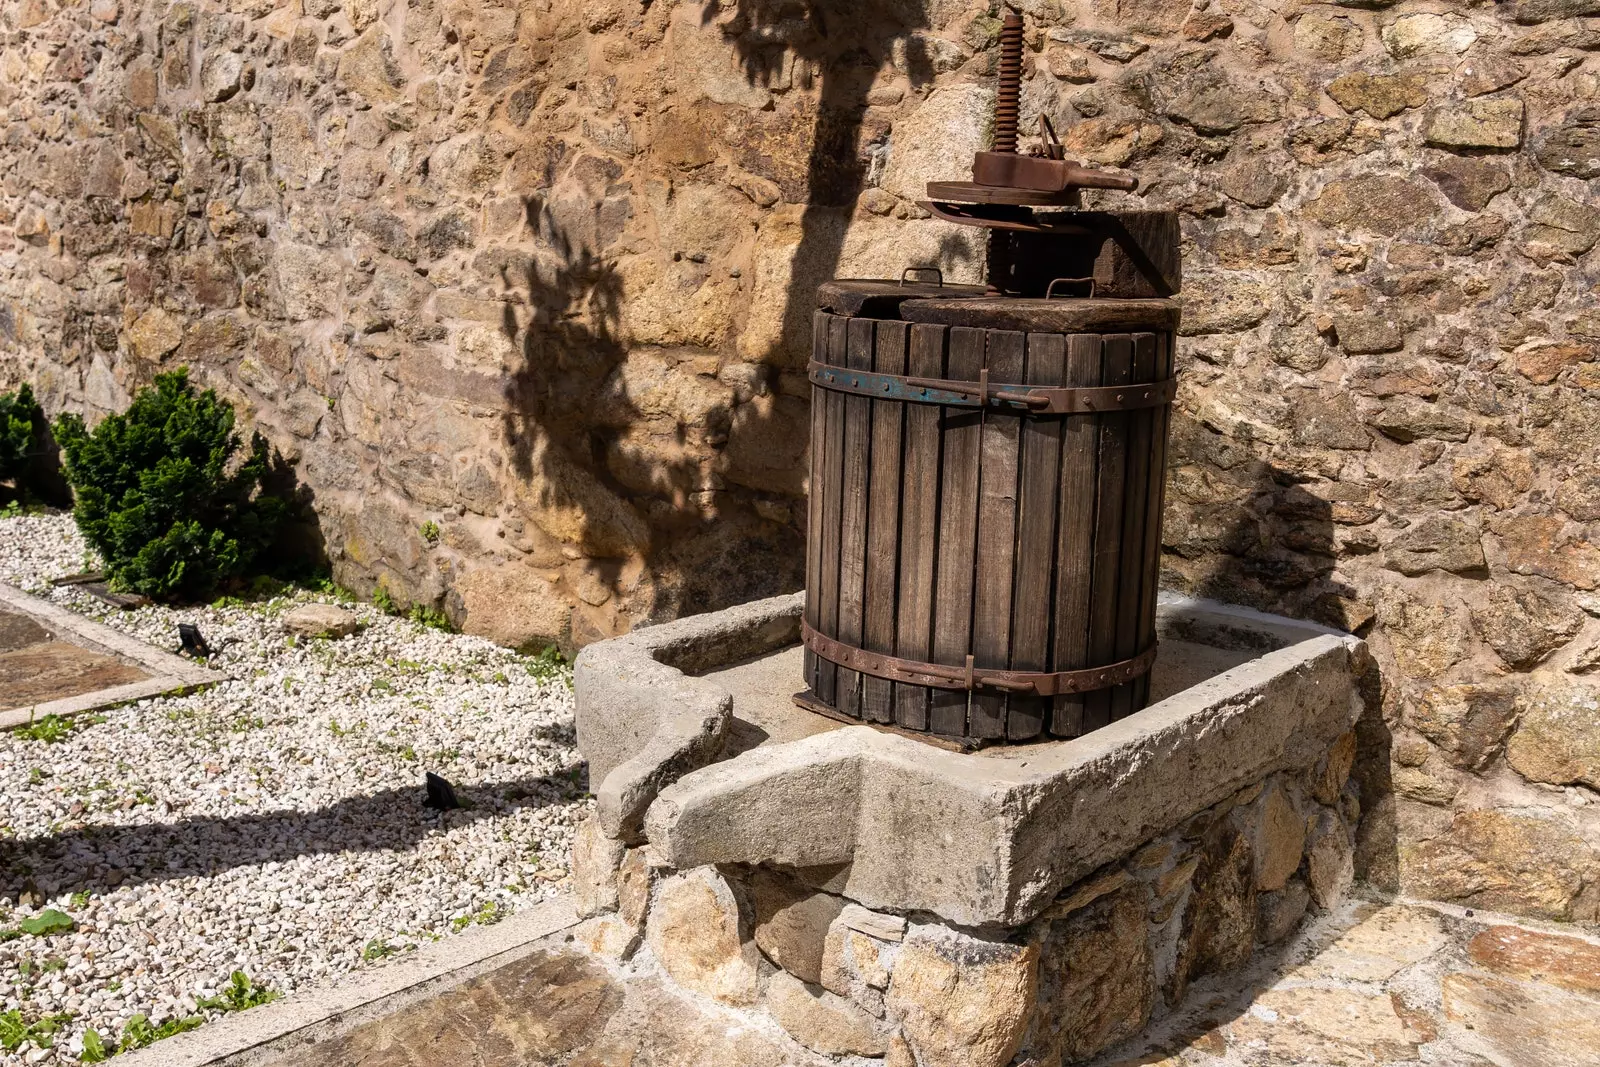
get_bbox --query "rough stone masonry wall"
[566,736,1360,1067]
[1,0,1599,923]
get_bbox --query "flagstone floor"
[1094,896,1600,1067]
[254,895,1599,1067]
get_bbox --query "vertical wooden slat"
[1008,333,1065,740]
[835,317,875,718]
[1110,333,1158,721]
[894,324,946,731]
[1082,334,1133,732]
[1050,334,1103,738]
[970,330,1025,738]
[862,321,908,723]
[1136,331,1176,709]
[930,326,985,736]
[805,310,828,695]
[817,314,849,707]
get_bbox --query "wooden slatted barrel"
[803,284,1180,742]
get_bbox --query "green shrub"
[53,369,288,601]
[0,384,48,503]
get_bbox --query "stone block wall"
[2,0,1599,923]
[568,738,1360,1067]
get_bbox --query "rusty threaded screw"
[993,9,1024,154]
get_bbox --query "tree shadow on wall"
[497,200,802,626]
[496,1,979,629]
[703,0,966,371]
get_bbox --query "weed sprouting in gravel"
[14,715,80,743]
[524,646,572,687]
[372,586,398,615]
[198,970,280,1013]
[406,604,453,632]
[361,938,398,962]
[419,520,440,544]
[0,1008,72,1052]
[78,1025,111,1061]
[449,900,503,932]
[17,909,75,937]
[114,1011,204,1053]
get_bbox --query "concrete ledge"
[115,896,580,1067]
[579,593,1368,927]
[573,592,802,839]
[0,583,223,727]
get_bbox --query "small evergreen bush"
[0,383,48,504]
[54,369,288,601]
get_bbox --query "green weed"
[19,909,75,936]
[197,970,280,1012]
[419,520,440,544]
[79,1025,110,1061]
[372,586,397,615]
[15,715,78,743]
[407,604,453,632]
[117,1012,204,1051]
[362,938,397,962]
[0,1009,72,1051]
[524,645,571,684]
[450,900,503,933]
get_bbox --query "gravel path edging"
[114,896,580,1067]
[0,583,224,728]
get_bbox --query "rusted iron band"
[801,620,1157,697]
[808,361,1176,415]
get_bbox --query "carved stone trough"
[569,592,1370,1066]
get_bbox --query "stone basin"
[575,591,1365,928]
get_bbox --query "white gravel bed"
[0,513,588,1064]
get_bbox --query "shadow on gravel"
[0,763,587,900]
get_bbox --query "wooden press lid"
[816,279,987,319]
[899,296,1181,334]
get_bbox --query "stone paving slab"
[128,889,1600,1067]
[122,894,828,1067]
[1089,896,1600,1067]
[270,948,829,1067]
[114,899,584,1067]
[0,583,222,727]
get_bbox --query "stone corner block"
[645,866,760,1007]
[571,813,627,919]
[885,926,1039,1067]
